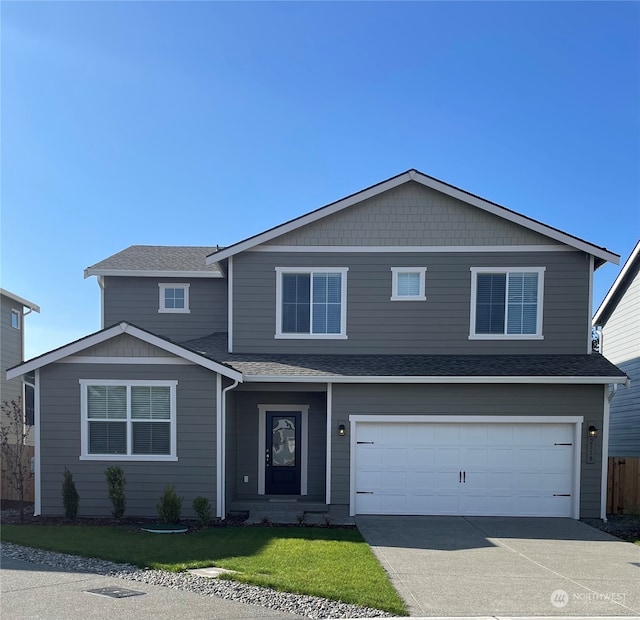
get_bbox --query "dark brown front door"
[265,411,301,495]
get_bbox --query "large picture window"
[80,380,177,461]
[470,267,545,339]
[275,268,348,338]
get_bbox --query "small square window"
[158,283,190,313]
[11,309,20,329]
[391,268,427,301]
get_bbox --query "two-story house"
[8,170,627,521]
[593,240,640,458]
[1,289,39,502]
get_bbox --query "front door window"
[265,411,301,494]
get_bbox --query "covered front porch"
[222,382,349,523]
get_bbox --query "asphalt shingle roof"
[86,246,223,274]
[180,332,627,379]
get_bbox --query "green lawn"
[1,525,407,615]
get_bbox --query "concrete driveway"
[356,516,640,617]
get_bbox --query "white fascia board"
[7,322,243,383]
[84,269,223,279]
[205,169,618,266]
[242,375,628,384]
[205,173,414,265]
[0,288,40,312]
[593,240,640,326]
[408,171,620,266]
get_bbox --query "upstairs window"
[391,267,427,301]
[275,268,348,338]
[11,309,20,329]
[159,283,190,313]
[80,380,177,461]
[470,267,544,339]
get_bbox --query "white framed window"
[391,267,427,301]
[80,380,177,461]
[469,267,545,339]
[275,267,348,339]
[11,309,20,329]
[159,283,190,313]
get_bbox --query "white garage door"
[354,421,576,517]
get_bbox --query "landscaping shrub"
[62,468,79,520]
[192,496,212,528]
[105,466,126,519]
[156,485,182,524]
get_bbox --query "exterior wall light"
[588,425,598,438]
[338,424,346,436]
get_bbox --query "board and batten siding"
[330,383,604,518]
[38,362,218,518]
[103,276,227,342]
[602,263,640,457]
[232,250,590,355]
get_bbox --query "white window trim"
[11,308,21,329]
[158,283,190,314]
[390,267,427,301]
[79,379,178,461]
[469,267,545,340]
[275,267,348,339]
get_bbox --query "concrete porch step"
[244,508,355,526]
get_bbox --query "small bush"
[156,485,182,524]
[62,468,79,520]
[192,496,212,528]
[105,466,126,519]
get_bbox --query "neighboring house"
[593,240,640,457]
[1,289,40,432]
[7,170,627,521]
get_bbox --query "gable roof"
[181,332,628,384]
[0,289,40,313]
[593,240,640,327]
[6,322,242,382]
[205,169,619,268]
[84,246,224,279]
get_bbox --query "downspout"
[98,276,105,329]
[217,375,239,519]
[600,383,619,521]
[33,370,41,515]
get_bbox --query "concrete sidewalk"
[356,516,640,618]
[1,556,305,620]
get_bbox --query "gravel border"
[1,542,392,619]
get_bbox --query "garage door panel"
[354,421,575,517]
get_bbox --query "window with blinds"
[81,381,176,460]
[277,268,348,337]
[470,267,544,338]
[391,267,427,301]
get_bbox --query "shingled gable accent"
[205,169,619,268]
[6,322,242,382]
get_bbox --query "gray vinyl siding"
[103,276,227,341]
[1,294,23,406]
[232,250,590,354]
[227,389,327,501]
[267,182,563,248]
[330,383,604,519]
[602,265,640,457]
[39,362,218,518]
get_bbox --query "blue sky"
[2,1,639,359]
